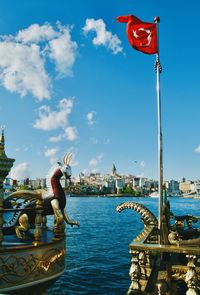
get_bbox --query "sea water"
[42,196,200,295]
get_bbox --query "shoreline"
[66,193,198,199]
[67,193,148,198]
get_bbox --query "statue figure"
[3,152,79,238]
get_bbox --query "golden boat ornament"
[0,128,79,293]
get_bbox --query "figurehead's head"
[58,153,72,179]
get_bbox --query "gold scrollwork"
[38,248,65,271]
[0,247,65,285]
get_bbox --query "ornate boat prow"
[117,200,200,295]
[0,129,79,293]
[116,202,158,243]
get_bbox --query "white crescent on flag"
[132,28,152,47]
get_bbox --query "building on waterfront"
[104,180,116,193]
[168,180,180,196]
[179,180,193,194]
[191,181,200,197]
[29,178,46,189]
[115,178,125,194]
[132,177,140,188]
[142,179,158,193]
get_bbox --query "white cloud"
[48,25,78,77]
[89,153,103,167]
[64,126,78,141]
[15,22,78,77]
[10,162,30,180]
[48,134,63,143]
[35,97,78,143]
[49,126,78,142]
[83,18,123,55]
[0,22,78,100]
[0,42,50,100]
[16,23,58,43]
[194,145,200,153]
[140,161,145,168]
[87,111,96,126]
[44,147,59,164]
[34,97,74,131]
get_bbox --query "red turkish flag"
[117,15,158,54]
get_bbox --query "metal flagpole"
[154,16,163,244]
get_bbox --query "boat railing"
[0,199,65,246]
[128,241,200,295]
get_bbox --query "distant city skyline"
[0,0,199,181]
[5,170,200,199]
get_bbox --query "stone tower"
[112,163,117,177]
[0,127,15,243]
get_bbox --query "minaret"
[0,127,15,243]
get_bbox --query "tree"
[123,186,134,194]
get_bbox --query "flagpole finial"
[154,16,160,23]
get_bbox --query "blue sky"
[0,0,199,181]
